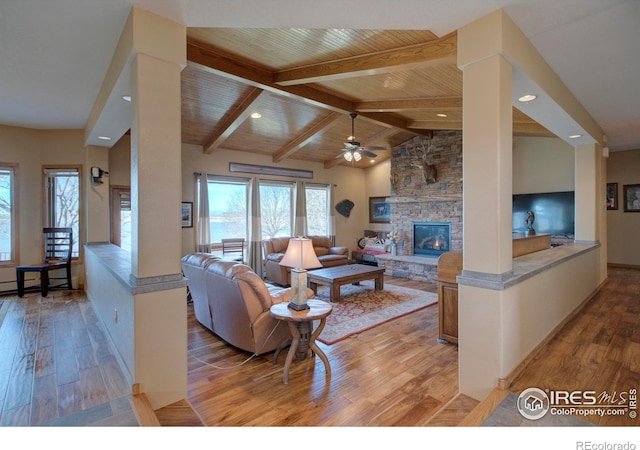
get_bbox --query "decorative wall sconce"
[90,167,109,184]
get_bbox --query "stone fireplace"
[377,130,463,282]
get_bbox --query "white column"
[130,52,183,281]
[127,8,187,409]
[574,143,598,243]
[461,54,513,277]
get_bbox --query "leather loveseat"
[181,253,308,355]
[262,235,349,286]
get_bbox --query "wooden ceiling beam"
[356,96,462,112]
[408,119,554,137]
[204,87,268,154]
[273,112,342,163]
[274,32,457,86]
[408,120,462,130]
[356,111,425,134]
[187,40,354,114]
[187,39,424,137]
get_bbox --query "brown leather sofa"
[181,253,307,355]
[262,235,349,286]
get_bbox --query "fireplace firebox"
[412,222,451,257]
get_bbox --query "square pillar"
[462,54,514,277]
[574,143,598,243]
[130,52,183,281]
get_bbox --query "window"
[260,180,294,239]
[44,167,81,258]
[204,176,250,243]
[305,183,330,236]
[110,186,131,251]
[0,164,17,264]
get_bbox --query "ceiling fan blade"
[362,150,378,158]
[365,145,387,151]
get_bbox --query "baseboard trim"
[130,393,162,426]
[458,388,510,426]
[608,262,640,270]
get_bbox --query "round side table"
[270,299,332,384]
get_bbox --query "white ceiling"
[1,0,638,151]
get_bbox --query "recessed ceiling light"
[518,94,537,102]
[251,112,262,119]
[370,159,375,164]
[569,134,582,139]
[97,136,111,141]
[436,113,448,118]
[121,95,131,102]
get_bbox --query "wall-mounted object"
[181,202,193,228]
[623,184,640,212]
[90,167,109,184]
[369,197,390,223]
[229,162,313,179]
[335,199,354,217]
[606,183,618,210]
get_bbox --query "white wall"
[607,149,640,267]
[363,158,392,235]
[513,136,574,194]
[0,125,88,289]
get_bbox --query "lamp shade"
[279,237,322,270]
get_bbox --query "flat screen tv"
[512,191,575,238]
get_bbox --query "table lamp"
[279,237,322,310]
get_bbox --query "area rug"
[312,280,438,345]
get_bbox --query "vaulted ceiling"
[180,27,549,169]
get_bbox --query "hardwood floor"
[185,276,469,426]
[0,267,637,427]
[0,290,136,426]
[507,266,640,426]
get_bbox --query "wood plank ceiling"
[181,28,550,169]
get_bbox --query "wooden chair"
[221,238,244,262]
[16,227,73,297]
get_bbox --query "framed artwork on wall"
[369,196,391,223]
[181,202,193,228]
[606,183,618,210]
[623,184,640,212]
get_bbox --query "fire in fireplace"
[412,222,452,257]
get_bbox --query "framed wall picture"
[181,202,193,228]
[606,183,618,210]
[369,196,391,223]
[623,184,640,212]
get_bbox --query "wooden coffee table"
[307,264,385,302]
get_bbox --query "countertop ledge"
[456,242,600,291]
[85,243,187,295]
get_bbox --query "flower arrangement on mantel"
[387,231,400,256]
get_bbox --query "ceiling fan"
[337,113,386,162]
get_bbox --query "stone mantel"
[387,195,462,203]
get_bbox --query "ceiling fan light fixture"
[344,151,353,162]
[353,150,362,162]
